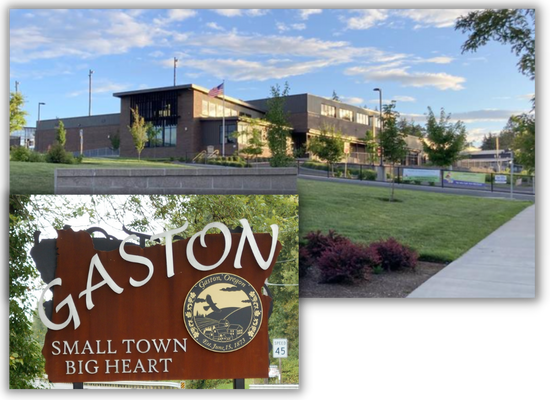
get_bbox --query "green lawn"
[298,179,532,263]
[10,158,190,194]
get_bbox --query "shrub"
[316,241,380,284]
[45,143,75,164]
[369,237,418,271]
[10,146,45,162]
[303,230,350,261]
[360,169,377,181]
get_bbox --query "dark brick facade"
[34,114,119,153]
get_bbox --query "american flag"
[208,83,224,97]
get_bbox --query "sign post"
[273,338,288,384]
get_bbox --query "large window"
[219,124,238,144]
[129,90,178,147]
[321,104,336,118]
[357,113,369,125]
[339,109,353,122]
[202,99,239,117]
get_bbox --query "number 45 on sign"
[273,339,287,358]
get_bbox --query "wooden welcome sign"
[34,220,281,383]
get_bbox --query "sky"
[9,8,535,146]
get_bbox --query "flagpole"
[222,80,225,157]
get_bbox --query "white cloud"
[396,9,477,29]
[417,56,454,64]
[214,9,243,17]
[152,9,196,25]
[341,9,389,30]
[11,10,160,63]
[206,22,225,31]
[276,22,306,32]
[339,8,476,30]
[298,9,322,20]
[181,57,333,81]
[345,65,466,91]
[393,95,416,103]
[67,81,130,97]
[340,96,364,105]
[450,109,525,123]
[213,9,268,18]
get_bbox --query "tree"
[307,126,345,170]
[362,129,379,165]
[233,118,266,161]
[379,102,408,202]
[55,120,67,147]
[456,9,535,106]
[422,107,467,168]
[265,82,293,167]
[9,195,45,388]
[510,114,535,174]
[397,117,425,138]
[128,106,148,160]
[10,91,28,134]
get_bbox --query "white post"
[510,150,514,200]
[222,80,226,157]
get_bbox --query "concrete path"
[408,204,536,298]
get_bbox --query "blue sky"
[9,8,534,146]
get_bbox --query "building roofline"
[247,92,376,114]
[113,84,265,113]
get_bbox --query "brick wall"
[35,124,118,153]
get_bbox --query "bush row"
[301,162,377,181]
[10,145,83,165]
[300,230,418,284]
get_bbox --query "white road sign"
[273,338,288,358]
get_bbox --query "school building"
[34,83,424,164]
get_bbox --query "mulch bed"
[299,261,447,298]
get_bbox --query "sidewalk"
[408,204,536,298]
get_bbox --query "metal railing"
[297,161,535,195]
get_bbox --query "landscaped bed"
[300,260,445,298]
[297,178,533,298]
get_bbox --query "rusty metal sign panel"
[34,220,281,383]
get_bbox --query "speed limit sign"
[273,338,288,358]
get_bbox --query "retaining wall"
[55,167,297,194]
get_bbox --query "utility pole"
[88,69,94,116]
[174,57,178,86]
[15,81,19,93]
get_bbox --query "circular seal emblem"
[183,273,263,353]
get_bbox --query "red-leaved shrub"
[369,238,418,271]
[303,230,351,261]
[316,241,380,284]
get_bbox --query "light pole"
[37,102,46,128]
[373,88,383,166]
[88,69,94,116]
[509,148,514,200]
[174,57,178,86]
